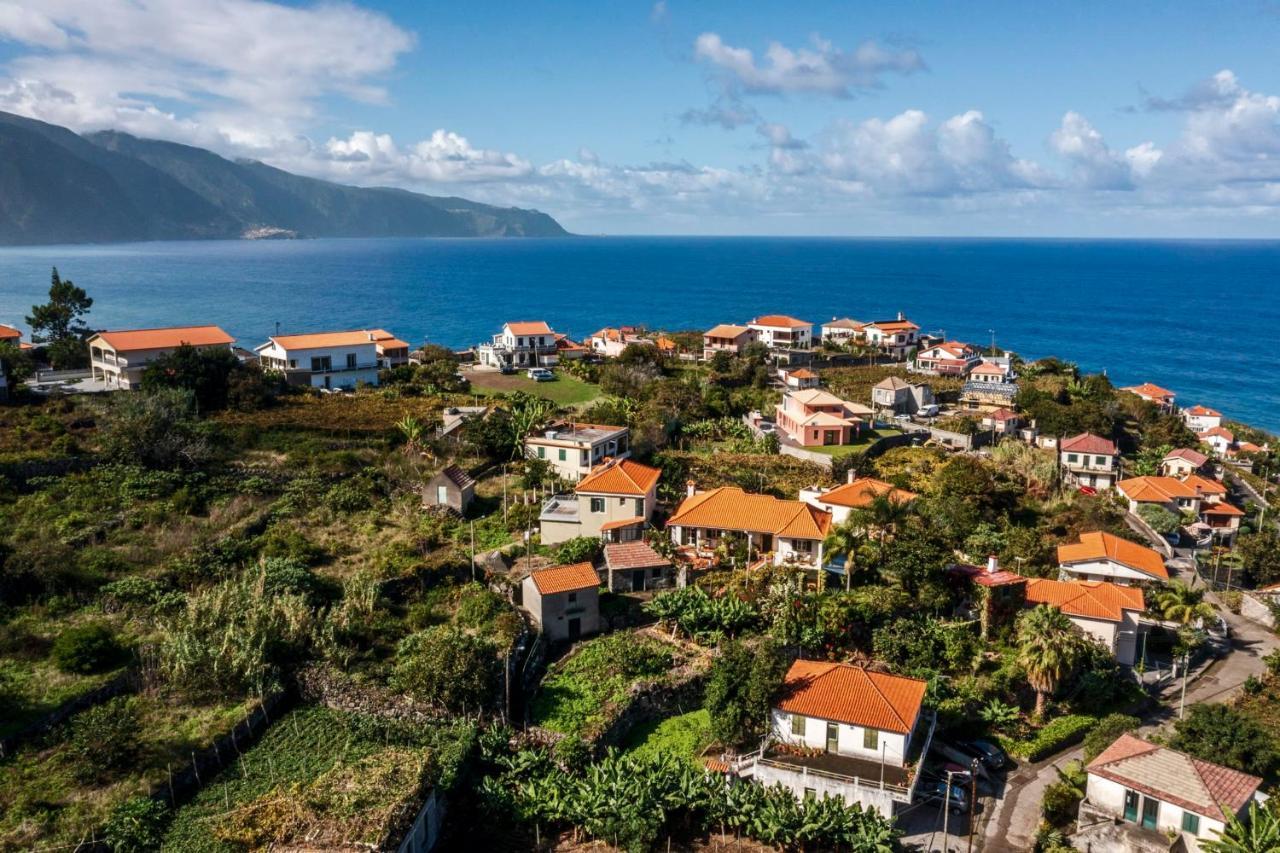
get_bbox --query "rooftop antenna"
[274,321,280,337]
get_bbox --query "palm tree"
[850,493,914,571]
[1154,581,1216,626]
[823,521,865,591]
[1017,604,1083,719]
[1202,801,1280,852]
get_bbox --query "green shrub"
[68,696,140,781]
[100,577,165,612]
[454,583,510,631]
[1041,760,1087,827]
[1082,713,1140,762]
[259,557,323,602]
[554,536,603,566]
[1004,715,1096,762]
[325,480,373,513]
[104,796,169,852]
[392,626,500,714]
[50,623,124,674]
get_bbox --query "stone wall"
[0,669,136,759]
[1241,593,1277,629]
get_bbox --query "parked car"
[527,367,555,381]
[917,780,969,813]
[957,739,1008,771]
[499,364,517,375]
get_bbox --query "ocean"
[0,236,1277,433]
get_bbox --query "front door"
[1141,797,1159,830]
[436,485,449,505]
[825,722,838,753]
[567,618,581,640]
[1123,790,1139,822]
[632,570,646,590]
[824,430,839,446]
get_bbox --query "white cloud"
[1050,111,1134,189]
[693,32,923,98]
[317,130,532,183]
[0,2,68,48]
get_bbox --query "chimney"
[987,554,999,574]
[847,468,857,484]
[367,331,375,341]
[686,480,697,498]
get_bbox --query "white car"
[527,367,555,382]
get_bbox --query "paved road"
[973,578,1279,853]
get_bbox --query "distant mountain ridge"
[0,111,568,245]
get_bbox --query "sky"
[1,0,1279,236]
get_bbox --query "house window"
[590,498,605,513]
[863,727,878,750]
[651,567,662,578]
[346,353,357,369]
[1066,453,1079,463]
[559,449,567,461]
[567,592,577,603]
[635,498,644,515]
[537,446,545,459]
[1095,455,1108,465]
[1123,790,1139,822]
[1181,811,1200,835]
[791,714,806,737]
[288,359,297,369]
[794,540,812,553]
[517,337,524,347]
[803,787,817,801]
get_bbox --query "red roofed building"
[1182,404,1223,433]
[521,562,600,641]
[1199,426,1235,456]
[539,458,661,545]
[667,485,831,567]
[861,313,920,359]
[1078,733,1263,851]
[255,329,392,390]
[478,320,559,369]
[742,660,934,816]
[913,341,981,376]
[1024,579,1145,664]
[1058,531,1169,585]
[702,324,757,359]
[747,315,813,363]
[1121,382,1177,413]
[801,474,918,525]
[89,325,236,389]
[1160,447,1210,478]
[1059,432,1120,491]
[602,540,676,591]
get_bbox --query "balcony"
[305,362,381,375]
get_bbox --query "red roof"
[776,660,926,734]
[575,459,661,497]
[529,562,599,595]
[1057,531,1168,580]
[1121,382,1176,401]
[750,315,811,329]
[667,487,832,540]
[1088,733,1261,822]
[1164,447,1208,467]
[0,324,21,341]
[599,516,646,531]
[268,330,382,350]
[1200,426,1235,442]
[94,325,235,351]
[816,478,918,509]
[704,323,752,338]
[948,562,1027,588]
[1184,404,1221,417]
[1202,502,1244,517]
[1024,579,1144,622]
[986,408,1020,422]
[603,541,671,571]
[1060,432,1117,455]
[506,321,554,336]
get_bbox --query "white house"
[87,325,236,389]
[800,475,919,526]
[521,562,600,642]
[666,485,831,567]
[913,341,981,376]
[747,315,813,356]
[588,327,653,358]
[702,324,757,360]
[1057,531,1169,585]
[1199,426,1235,456]
[1182,404,1223,433]
[1023,579,1145,665]
[539,458,660,545]
[477,321,559,369]
[740,660,931,817]
[255,330,384,389]
[1059,432,1119,491]
[779,367,820,390]
[1120,382,1177,414]
[1160,447,1210,478]
[820,317,864,345]
[1077,733,1263,852]
[860,315,919,359]
[525,422,630,482]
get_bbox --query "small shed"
[423,465,475,514]
[603,541,677,592]
[522,562,601,642]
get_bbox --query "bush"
[554,536,603,566]
[392,626,500,714]
[104,796,169,852]
[1082,713,1140,762]
[705,638,787,747]
[259,557,324,602]
[68,696,140,781]
[50,623,124,674]
[1004,715,1096,762]
[1041,760,1087,827]
[100,577,165,612]
[1170,703,1278,777]
[1137,503,1180,535]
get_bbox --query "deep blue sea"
[0,237,1277,433]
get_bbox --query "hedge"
[1000,715,1097,762]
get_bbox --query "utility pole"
[470,521,476,582]
[968,759,980,853]
[942,769,957,851]
[502,463,508,524]
[1180,651,1190,718]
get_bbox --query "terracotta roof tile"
[529,562,599,595]
[949,563,1028,588]
[1060,432,1118,455]
[0,324,21,341]
[93,325,235,351]
[575,459,661,497]
[1121,382,1176,401]
[604,541,671,570]
[866,319,919,332]
[786,368,817,379]
[1202,502,1244,517]
[704,324,752,338]
[667,487,832,540]
[506,321,553,335]
[1118,476,1199,503]
[815,478,918,509]
[1182,474,1227,495]
[599,516,646,531]
[1057,531,1168,580]
[1024,579,1144,622]
[1200,426,1236,442]
[268,330,382,349]
[750,315,811,329]
[776,660,926,734]
[1184,404,1221,417]
[1164,447,1208,467]
[986,408,1020,421]
[1088,733,1261,822]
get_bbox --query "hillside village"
[3,278,1280,852]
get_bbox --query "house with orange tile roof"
[526,421,630,482]
[741,659,933,815]
[666,485,832,567]
[1117,475,1204,516]
[747,315,813,364]
[1160,447,1211,478]
[1198,426,1235,456]
[87,325,236,389]
[1057,531,1169,585]
[980,407,1024,435]
[1059,432,1120,491]
[819,317,864,344]
[1121,382,1177,413]
[368,329,411,367]
[255,330,394,389]
[779,367,820,390]
[539,458,660,545]
[602,540,676,592]
[1024,579,1146,665]
[477,320,559,369]
[913,341,981,376]
[860,313,920,359]
[587,326,655,358]
[800,474,919,525]
[702,323,757,360]
[521,562,600,642]
[0,323,25,348]
[553,333,588,361]
[1077,733,1263,851]
[1181,404,1222,433]
[774,389,867,447]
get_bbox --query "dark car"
[959,739,1008,770]
[917,780,969,813]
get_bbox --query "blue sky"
[2,0,1279,235]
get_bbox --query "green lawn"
[622,709,713,764]
[801,428,902,456]
[465,368,602,406]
